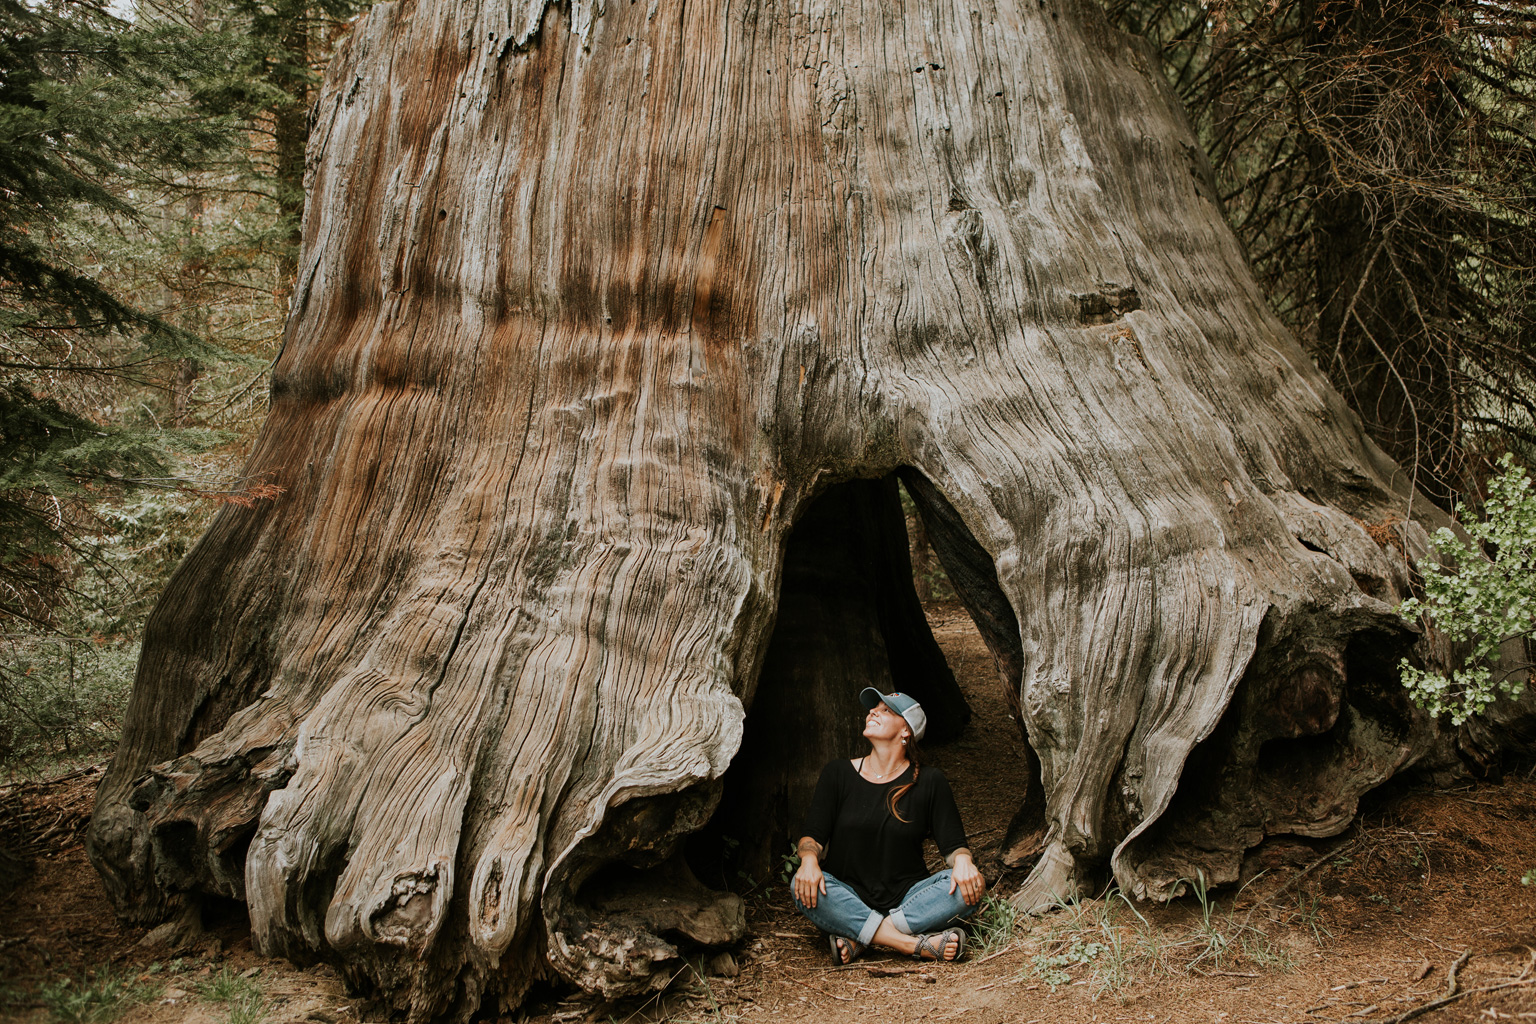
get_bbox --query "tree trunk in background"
[86,0,1524,1019]
[270,0,309,300]
[171,0,205,426]
[907,486,936,603]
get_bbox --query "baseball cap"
[859,687,927,742]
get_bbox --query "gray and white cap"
[858,687,927,742]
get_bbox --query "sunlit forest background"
[2,0,1533,777]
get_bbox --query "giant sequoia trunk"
[88,0,1509,1018]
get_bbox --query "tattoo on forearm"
[797,838,822,859]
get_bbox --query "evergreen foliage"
[132,0,367,285]
[0,0,240,623]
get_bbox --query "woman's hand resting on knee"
[793,838,827,908]
[947,851,985,905]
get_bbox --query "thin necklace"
[859,756,907,781]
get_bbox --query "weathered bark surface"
[87,0,1514,1017]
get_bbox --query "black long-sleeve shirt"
[800,758,969,911]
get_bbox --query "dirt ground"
[3,603,1535,1024]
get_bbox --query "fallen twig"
[1446,949,1473,998]
[1362,948,1536,1024]
[1419,934,1462,955]
[618,964,691,1024]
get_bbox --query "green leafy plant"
[1029,936,1107,992]
[1397,454,1536,724]
[777,845,800,886]
[1023,893,1152,995]
[1522,868,1535,887]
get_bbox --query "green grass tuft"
[967,894,1020,957]
[38,967,156,1023]
[1014,875,1307,996]
[196,967,265,1024]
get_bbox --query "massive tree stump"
[87,0,1516,1018]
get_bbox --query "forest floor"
[2,602,1535,1024]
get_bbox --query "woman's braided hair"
[887,735,922,823]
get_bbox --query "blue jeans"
[793,870,978,945]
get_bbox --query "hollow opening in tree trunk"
[891,469,1049,871]
[686,469,1047,894]
[1113,614,1424,893]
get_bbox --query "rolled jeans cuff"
[793,872,886,946]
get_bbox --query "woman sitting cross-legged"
[792,688,985,964]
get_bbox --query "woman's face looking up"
[862,701,910,743]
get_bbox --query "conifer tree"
[0,0,235,622]
[0,0,370,771]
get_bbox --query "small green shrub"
[1023,894,1140,994]
[1397,454,1535,724]
[777,845,800,886]
[0,636,139,776]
